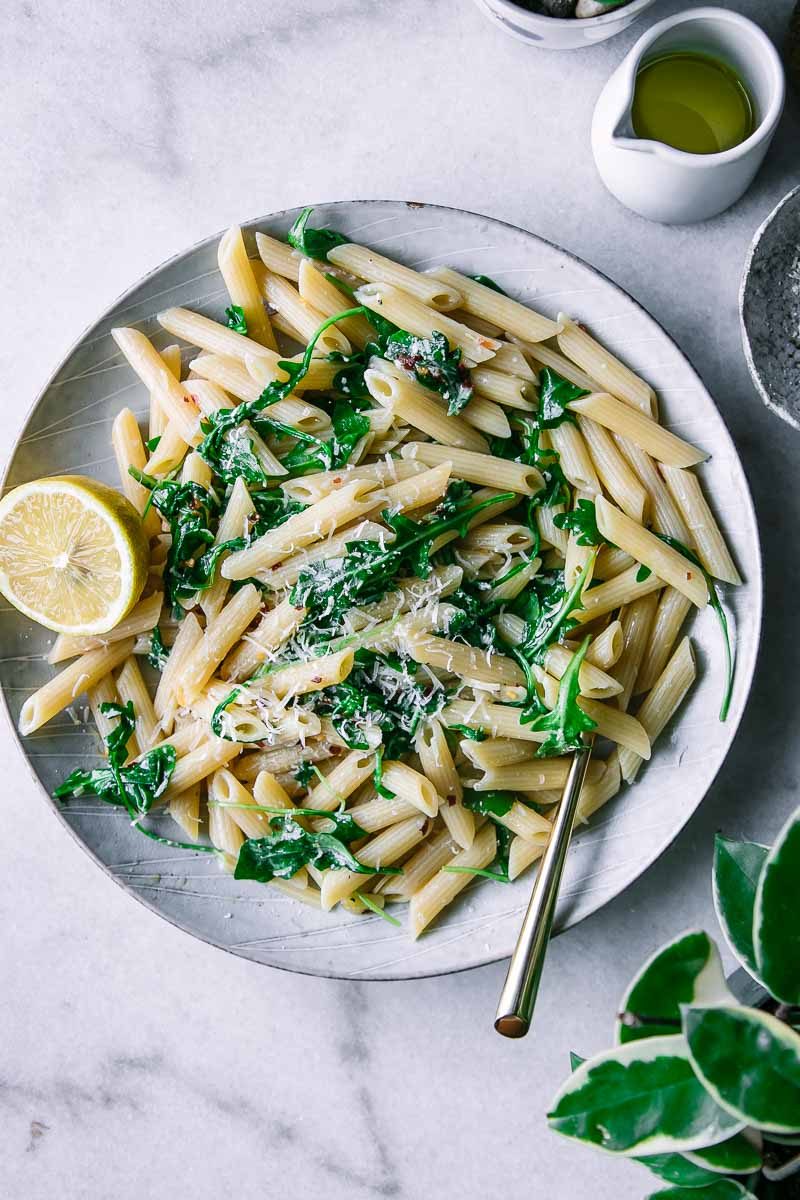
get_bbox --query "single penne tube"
[510,336,599,392]
[544,643,622,700]
[297,259,375,346]
[583,619,624,670]
[572,563,663,624]
[48,591,162,664]
[594,496,708,608]
[575,415,649,523]
[217,225,277,350]
[489,557,541,603]
[463,522,535,556]
[405,631,525,688]
[253,768,297,813]
[304,748,376,813]
[158,305,278,364]
[161,735,242,805]
[19,637,136,735]
[379,761,440,819]
[536,503,569,556]
[635,586,693,695]
[382,826,461,898]
[576,695,651,758]
[257,647,355,701]
[381,462,452,513]
[659,465,741,585]
[222,479,381,579]
[365,366,488,452]
[111,407,161,538]
[491,341,538,381]
[557,316,656,416]
[208,789,246,863]
[568,392,706,468]
[180,449,213,488]
[497,800,551,842]
[263,520,393,592]
[261,271,352,356]
[320,815,428,911]
[460,395,511,439]
[416,718,474,850]
[613,594,659,711]
[575,751,622,823]
[408,823,497,939]
[619,638,696,783]
[115,656,159,751]
[548,421,601,495]
[112,327,201,443]
[280,459,425,505]
[153,611,203,732]
[145,419,189,477]
[169,781,202,841]
[221,596,306,681]
[149,343,182,440]
[508,831,549,882]
[458,737,535,770]
[426,266,560,342]
[440,699,548,744]
[470,366,536,411]
[474,759,574,791]
[329,242,462,311]
[400,441,542,495]
[197,477,255,621]
[355,283,501,363]
[142,718,207,762]
[451,309,505,339]
[255,230,306,281]
[177,585,263,704]
[345,792,421,835]
[594,544,636,580]
[614,434,691,542]
[233,742,333,783]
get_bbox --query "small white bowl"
[472,0,661,50]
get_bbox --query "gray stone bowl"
[740,185,800,430]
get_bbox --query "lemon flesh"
[0,475,149,635]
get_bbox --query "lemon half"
[0,475,149,635]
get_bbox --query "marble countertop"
[1,2,798,1196]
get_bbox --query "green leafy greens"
[286,207,349,261]
[523,636,597,756]
[225,304,248,335]
[234,809,402,882]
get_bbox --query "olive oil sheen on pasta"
[631,52,755,155]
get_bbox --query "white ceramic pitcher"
[591,7,785,224]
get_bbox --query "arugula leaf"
[210,687,241,739]
[384,330,473,416]
[554,498,615,548]
[355,892,401,925]
[637,563,653,582]
[286,207,349,261]
[655,534,734,721]
[293,760,316,787]
[147,627,169,671]
[234,811,401,882]
[462,789,516,818]
[449,724,486,742]
[128,473,220,608]
[145,434,161,453]
[268,398,370,478]
[524,636,598,756]
[537,367,586,427]
[373,745,396,799]
[511,555,594,668]
[291,488,514,623]
[225,304,248,335]
[470,274,508,295]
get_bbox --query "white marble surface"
[0,2,798,1196]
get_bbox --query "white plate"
[0,201,761,980]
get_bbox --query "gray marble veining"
[1,1,799,1197]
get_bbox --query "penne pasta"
[594,497,708,608]
[557,316,656,416]
[217,225,277,350]
[569,392,706,468]
[618,638,696,783]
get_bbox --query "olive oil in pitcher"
[631,51,755,155]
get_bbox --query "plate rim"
[0,198,764,980]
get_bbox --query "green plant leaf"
[754,805,800,1005]
[683,1005,800,1134]
[570,1051,586,1070]
[645,1182,757,1200]
[547,1034,742,1156]
[286,207,348,261]
[712,835,769,980]
[684,1133,762,1175]
[616,930,731,1044]
[637,1153,724,1188]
